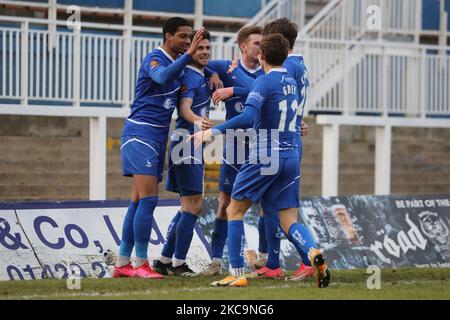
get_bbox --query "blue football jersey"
[245,68,299,159]
[122,47,186,143]
[283,54,309,130]
[208,59,264,120]
[174,65,212,135]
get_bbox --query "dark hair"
[237,26,262,47]
[263,17,298,49]
[260,33,289,66]
[162,17,192,43]
[189,29,211,42]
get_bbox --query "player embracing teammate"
[113,18,219,279]
[192,21,331,288]
[113,15,331,288]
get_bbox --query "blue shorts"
[218,140,249,194]
[121,135,166,182]
[165,138,203,195]
[231,157,300,212]
[218,160,242,194]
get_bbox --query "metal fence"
[301,39,450,117]
[0,2,449,118]
[300,0,423,41]
[0,16,237,110]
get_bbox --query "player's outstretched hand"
[301,120,309,137]
[187,27,205,56]
[209,73,224,91]
[189,129,213,149]
[227,56,239,73]
[212,87,233,105]
[201,116,213,130]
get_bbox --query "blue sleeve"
[284,59,307,93]
[243,76,269,112]
[233,86,250,97]
[146,53,192,86]
[212,105,258,135]
[213,77,269,134]
[180,74,198,100]
[284,60,298,81]
[207,60,230,79]
[231,67,255,90]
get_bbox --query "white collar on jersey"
[240,58,262,74]
[186,64,205,76]
[288,53,304,58]
[267,67,287,74]
[157,46,176,62]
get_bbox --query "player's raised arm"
[147,28,205,86]
[191,76,269,148]
[191,105,257,149]
[207,60,231,78]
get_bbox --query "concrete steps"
[1,115,450,200]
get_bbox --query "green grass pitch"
[1,267,449,300]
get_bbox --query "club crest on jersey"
[200,107,209,117]
[163,98,176,110]
[234,102,244,113]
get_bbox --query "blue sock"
[228,220,245,269]
[258,216,268,254]
[161,210,182,259]
[174,211,198,260]
[282,228,311,267]
[288,223,315,266]
[211,218,228,259]
[118,201,138,257]
[264,212,281,269]
[133,196,158,259]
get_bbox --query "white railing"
[225,0,307,44]
[301,39,450,117]
[1,14,450,118]
[0,28,21,100]
[0,16,236,109]
[300,0,422,41]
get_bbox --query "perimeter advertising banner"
[197,194,450,271]
[0,200,211,281]
[0,194,449,281]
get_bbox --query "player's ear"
[239,42,246,53]
[164,32,172,43]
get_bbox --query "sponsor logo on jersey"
[150,60,160,69]
[234,102,244,113]
[248,91,264,103]
[163,98,176,110]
